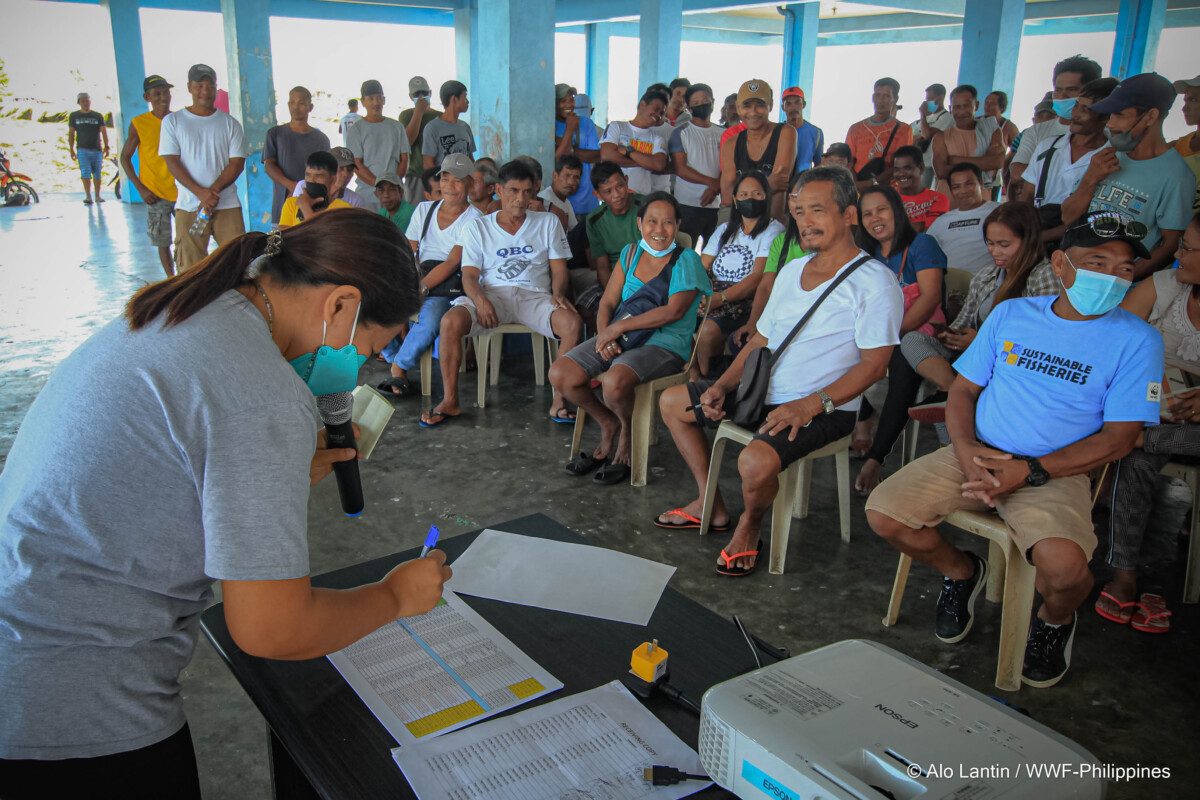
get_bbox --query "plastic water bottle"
[189,206,213,237]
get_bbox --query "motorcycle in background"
[1,150,39,206]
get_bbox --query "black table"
[201,513,759,799]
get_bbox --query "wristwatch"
[816,389,835,415]
[1023,456,1050,487]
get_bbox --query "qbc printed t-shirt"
[0,291,318,760]
[757,252,904,408]
[421,118,476,165]
[461,210,570,293]
[1087,148,1195,251]
[901,188,950,229]
[601,121,667,195]
[406,200,484,263]
[158,108,249,212]
[955,295,1163,458]
[927,201,1000,276]
[69,109,106,151]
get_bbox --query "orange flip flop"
[1093,590,1138,624]
[716,539,764,577]
[652,508,730,531]
[1131,593,1171,634]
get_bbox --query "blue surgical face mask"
[1061,255,1131,316]
[924,100,938,114]
[288,304,367,395]
[638,238,677,258]
[1051,97,1077,119]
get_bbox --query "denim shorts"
[77,148,103,179]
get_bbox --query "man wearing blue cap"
[1061,72,1195,280]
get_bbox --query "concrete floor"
[2,196,1198,799]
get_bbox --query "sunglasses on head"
[1086,211,1148,242]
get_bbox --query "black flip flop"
[377,377,415,398]
[593,460,630,485]
[565,452,602,476]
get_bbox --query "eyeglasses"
[1086,211,1148,242]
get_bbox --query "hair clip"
[265,229,283,257]
[246,254,269,279]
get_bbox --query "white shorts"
[452,285,561,339]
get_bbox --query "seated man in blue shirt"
[866,215,1164,688]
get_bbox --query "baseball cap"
[361,79,383,98]
[409,76,430,96]
[374,173,402,188]
[1089,72,1176,116]
[328,146,355,168]
[737,79,772,107]
[188,64,217,84]
[1059,215,1151,261]
[143,75,173,92]
[438,153,475,181]
[1174,74,1200,93]
[574,93,593,116]
[555,83,577,100]
[782,86,805,101]
[76,92,89,101]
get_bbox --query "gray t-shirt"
[345,116,411,192]
[421,117,476,165]
[264,124,332,223]
[0,291,319,759]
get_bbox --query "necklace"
[253,281,274,334]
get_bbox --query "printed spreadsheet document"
[392,681,711,800]
[327,590,562,746]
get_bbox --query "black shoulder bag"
[1033,135,1065,232]
[855,123,901,182]
[610,244,684,350]
[417,201,464,298]
[730,255,871,427]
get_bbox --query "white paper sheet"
[392,681,711,800]
[327,590,562,745]
[445,529,676,626]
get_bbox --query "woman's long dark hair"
[988,203,1046,305]
[126,208,420,330]
[717,170,773,252]
[854,184,917,257]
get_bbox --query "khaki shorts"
[146,200,175,247]
[174,206,245,271]
[451,285,561,339]
[865,446,1097,561]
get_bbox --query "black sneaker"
[1021,613,1077,688]
[934,552,988,643]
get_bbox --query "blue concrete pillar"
[454,0,478,131]
[780,2,818,120]
[638,0,682,94]
[957,0,1023,103]
[101,0,145,204]
[221,0,276,232]
[1111,0,1167,80]
[474,0,556,177]
[585,22,611,128]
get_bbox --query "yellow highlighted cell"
[508,678,545,699]
[405,700,485,738]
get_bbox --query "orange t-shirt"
[845,118,913,174]
[900,188,950,230]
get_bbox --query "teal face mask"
[1052,97,1077,119]
[288,304,367,395]
[638,238,677,258]
[1061,255,1131,317]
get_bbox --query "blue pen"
[420,525,441,558]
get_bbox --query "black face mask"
[736,198,767,219]
[304,182,329,200]
[689,103,713,121]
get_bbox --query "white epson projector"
[698,640,1104,800]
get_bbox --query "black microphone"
[316,392,364,517]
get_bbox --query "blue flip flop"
[550,407,576,425]
[418,410,459,429]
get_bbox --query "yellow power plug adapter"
[630,639,669,683]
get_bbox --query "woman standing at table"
[0,209,451,798]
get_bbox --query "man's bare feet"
[420,400,461,427]
[1095,575,1138,622]
[717,523,759,570]
[655,499,729,530]
[855,458,882,494]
